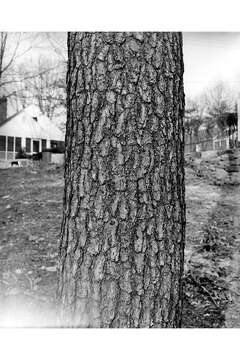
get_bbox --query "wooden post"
[13,137,16,159]
[5,136,7,160]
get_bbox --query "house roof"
[0,109,24,127]
[0,105,65,141]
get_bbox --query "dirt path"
[183,150,240,327]
[224,186,240,327]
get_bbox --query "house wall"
[0,107,65,160]
[0,108,65,141]
[0,135,63,159]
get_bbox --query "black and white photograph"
[1,11,240,340]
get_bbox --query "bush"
[16,148,32,159]
[42,148,52,153]
[32,152,42,160]
[43,146,65,154]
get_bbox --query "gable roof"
[0,109,24,127]
[0,105,65,141]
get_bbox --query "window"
[0,136,6,151]
[50,140,57,149]
[26,138,31,153]
[33,140,40,153]
[42,139,47,151]
[7,137,14,151]
[15,137,21,152]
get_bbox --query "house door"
[33,140,40,153]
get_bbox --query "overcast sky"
[183,32,240,98]
[7,32,240,101]
[47,32,240,100]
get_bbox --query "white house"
[0,97,65,160]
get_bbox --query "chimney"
[0,96,7,125]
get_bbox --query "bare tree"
[44,32,67,62]
[0,32,67,124]
[0,32,43,97]
[202,81,235,134]
[13,57,66,119]
[0,32,21,87]
[185,98,204,142]
[58,32,185,328]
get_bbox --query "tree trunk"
[58,32,185,328]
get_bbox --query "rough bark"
[58,32,185,328]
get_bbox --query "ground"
[182,149,240,327]
[0,151,239,327]
[0,164,63,326]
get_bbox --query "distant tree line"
[185,81,238,143]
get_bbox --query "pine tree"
[58,32,185,328]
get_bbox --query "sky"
[5,32,240,101]
[36,32,240,101]
[183,32,240,99]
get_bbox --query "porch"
[0,135,50,160]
